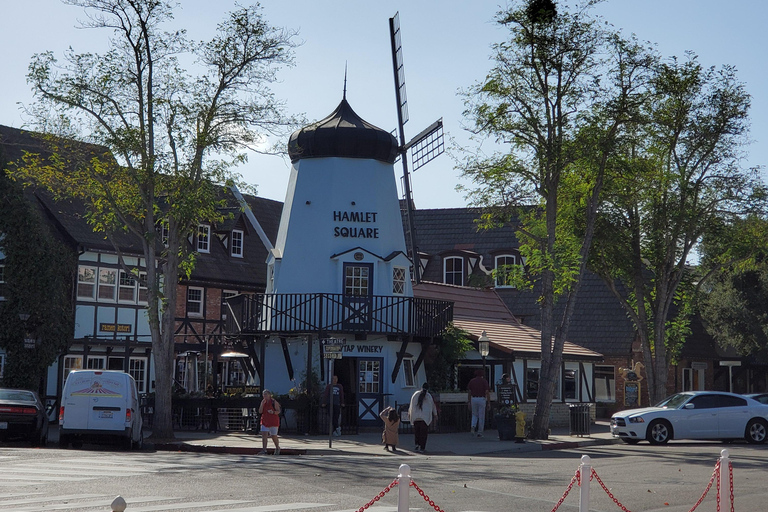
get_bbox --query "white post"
[111,495,127,512]
[720,449,731,512]
[398,464,411,512]
[579,455,591,512]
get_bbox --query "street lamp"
[478,330,490,376]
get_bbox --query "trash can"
[569,403,591,436]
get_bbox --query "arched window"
[443,256,464,286]
[494,254,517,287]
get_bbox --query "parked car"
[59,370,143,450]
[0,388,49,446]
[610,391,768,445]
[745,393,768,405]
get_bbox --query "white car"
[610,391,768,445]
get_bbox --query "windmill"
[389,12,445,284]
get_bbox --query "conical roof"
[288,99,399,164]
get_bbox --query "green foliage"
[0,170,75,390]
[425,324,473,391]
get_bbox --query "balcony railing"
[225,293,453,338]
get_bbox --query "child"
[380,406,400,452]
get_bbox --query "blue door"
[357,358,383,427]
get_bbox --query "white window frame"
[138,271,148,303]
[159,221,169,247]
[494,254,517,288]
[186,287,204,317]
[118,270,137,303]
[443,256,464,286]
[197,224,210,253]
[77,265,97,300]
[86,356,106,369]
[98,268,117,301]
[594,365,616,402]
[129,357,147,393]
[62,355,83,388]
[231,229,244,257]
[392,266,406,294]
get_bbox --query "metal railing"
[225,293,453,337]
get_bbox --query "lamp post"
[478,330,490,377]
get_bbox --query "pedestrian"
[468,369,491,437]
[322,375,345,436]
[380,406,400,452]
[409,382,437,453]
[258,389,281,455]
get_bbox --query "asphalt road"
[1,440,766,511]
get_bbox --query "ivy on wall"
[0,165,75,392]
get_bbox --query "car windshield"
[0,389,35,402]
[654,393,691,409]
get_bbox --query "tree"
[0,168,75,391]
[589,55,765,403]
[10,0,299,439]
[460,0,651,438]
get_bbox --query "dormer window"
[494,254,517,288]
[231,229,243,257]
[443,256,464,286]
[197,224,210,253]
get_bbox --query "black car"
[0,388,49,446]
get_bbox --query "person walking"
[322,375,345,436]
[468,369,491,437]
[258,390,281,455]
[380,406,400,452]
[409,383,437,453]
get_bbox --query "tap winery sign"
[333,210,380,239]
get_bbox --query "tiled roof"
[414,281,602,361]
[408,207,636,357]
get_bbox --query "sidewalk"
[150,421,620,457]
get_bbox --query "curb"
[151,442,307,456]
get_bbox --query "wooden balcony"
[224,293,453,338]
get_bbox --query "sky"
[1,1,766,209]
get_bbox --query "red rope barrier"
[410,479,447,512]
[550,468,581,512]
[591,469,632,512]
[355,479,398,512]
[688,460,720,512]
[728,461,734,512]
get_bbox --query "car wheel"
[745,418,768,444]
[622,438,640,445]
[646,419,672,445]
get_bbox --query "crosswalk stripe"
[220,504,333,512]
[7,468,154,477]
[0,493,101,505]
[118,499,251,511]
[3,496,175,512]
[0,474,94,482]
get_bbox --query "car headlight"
[628,417,645,423]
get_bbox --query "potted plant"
[495,404,517,440]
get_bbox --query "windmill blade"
[406,118,444,171]
[390,12,409,125]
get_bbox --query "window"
[77,266,97,299]
[118,271,137,302]
[443,256,464,285]
[526,367,539,400]
[138,272,148,303]
[129,358,147,393]
[158,221,169,247]
[62,356,83,387]
[86,357,105,369]
[564,369,578,400]
[344,263,372,296]
[231,230,243,257]
[186,287,203,316]
[494,254,517,287]
[358,360,381,393]
[402,358,415,387]
[392,267,406,294]
[595,365,615,402]
[98,268,117,301]
[197,224,210,253]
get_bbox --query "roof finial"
[343,62,348,100]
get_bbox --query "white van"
[59,370,143,450]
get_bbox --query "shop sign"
[99,323,132,333]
